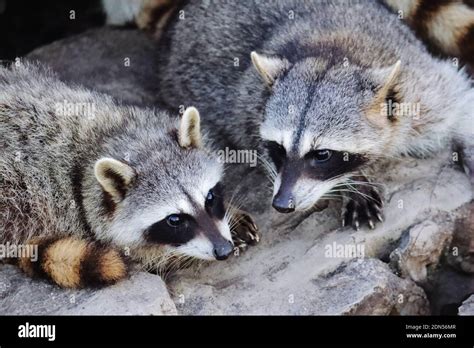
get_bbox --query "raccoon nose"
[272,193,296,213]
[213,241,233,260]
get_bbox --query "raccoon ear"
[178,106,202,149]
[366,60,402,127]
[251,51,290,85]
[94,158,136,202]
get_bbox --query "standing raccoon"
[0,63,257,288]
[155,0,474,230]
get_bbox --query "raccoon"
[155,0,474,230]
[0,62,258,288]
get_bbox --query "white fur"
[260,127,294,152]
[178,107,202,149]
[292,177,347,211]
[251,51,290,85]
[176,235,215,260]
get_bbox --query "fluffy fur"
[0,63,243,287]
[155,0,474,228]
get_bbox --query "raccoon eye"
[166,214,183,227]
[205,190,214,206]
[308,149,332,164]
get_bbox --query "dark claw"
[340,178,384,231]
[230,209,260,253]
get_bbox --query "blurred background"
[0,0,108,60]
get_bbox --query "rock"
[317,259,429,315]
[426,265,474,315]
[0,265,177,315]
[390,220,452,283]
[458,295,474,315]
[446,202,474,274]
[171,258,429,315]
[168,153,471,315]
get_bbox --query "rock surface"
[0,28,470,315]
[458,295,474,315]
[0,265,176,315]
[167,152,472,315]
[390,220,452,283]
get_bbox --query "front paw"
[230,209,260,253]
[341,183,384,231]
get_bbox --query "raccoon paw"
[230,210,260,254]
[341,185,384,231]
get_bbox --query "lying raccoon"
[154,0,474,230]
[0,63,258,288]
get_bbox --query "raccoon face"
[93,107,233,261]
[252,52,402,212]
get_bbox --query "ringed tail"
[384,0,474,65]
[18,236,129,288]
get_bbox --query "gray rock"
[0,265,177,315]
[446,202,474,274]
[170,258,429,315]
[390,220,452,283]
[458,295,474,316]
[168,153,471,315]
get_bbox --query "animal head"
[251,51,403,212]
[85,107,234,261]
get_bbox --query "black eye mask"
[266,142,369,182]
[264,140,287,171]
[144,182,227,246]
[303,149,368,180]
[144,213,198,246]
[205,182,225,220]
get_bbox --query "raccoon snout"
[213,240,234,260]
[272,192,296,213]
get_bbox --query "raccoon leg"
[230,209,260,253]
[340,175,384,231]
[18,236,130,288]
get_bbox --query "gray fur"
[0,62,230,265]
[156,0,474,211]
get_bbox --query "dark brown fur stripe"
[79,243,129,287]
[138,0,184,32]
[17,236,63,282]
[103,167,127,198]
[464,0,474,8]
[101,190,117,217]
[71,160,93,237]
[412,0,453,53]
[459,23,474,64]
[30,236,62,279]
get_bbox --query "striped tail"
[135,0,184,38]
[383,0,474,66]
[18,236,129,288]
